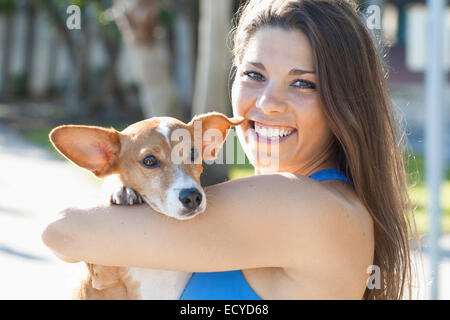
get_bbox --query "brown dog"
[49,112,243,299]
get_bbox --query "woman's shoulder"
[214,171,373,239]
[315,175,374,235]
[222,171,362,212]
[221,173,374,298]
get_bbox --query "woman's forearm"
[42,173,286,270]
[42,203,173,268]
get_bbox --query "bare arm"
[42,172,372,273]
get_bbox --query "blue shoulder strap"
[308,169,354,185]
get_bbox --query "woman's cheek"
[232,81,256,115]
[308,106,334,146]
[231,82,243,116]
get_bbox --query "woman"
[42,0,418,299]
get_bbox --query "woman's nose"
[256,84,287,114]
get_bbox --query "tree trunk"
[129,40,179,118]
[173,0,196,122]
[95,24,124,117]
[1,10,14,99]
[41,1,83,115]
[74,7,92,113]
[192,0,232,117]
[112,0,180,119]
[23,0,36,96]
[192,0,233,186]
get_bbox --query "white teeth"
[254,122,294,138]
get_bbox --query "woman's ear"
[49,125,122,177]
[189,112,244,161]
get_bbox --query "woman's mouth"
[249,120,297,144]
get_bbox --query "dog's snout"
[179,188,202,211]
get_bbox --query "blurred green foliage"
[0,0,15,13]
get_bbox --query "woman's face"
[232,26,335,174]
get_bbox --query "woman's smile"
[248,120,298,144]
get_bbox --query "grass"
[21,122,129,161]
[22,127,65,160]
[20,126,119,185]
[408,181,450,235]
[21,126,450,235]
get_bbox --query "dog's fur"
[49,112,243,299]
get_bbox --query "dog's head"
[49,112,243,220]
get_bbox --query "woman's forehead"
[241,26,314,72]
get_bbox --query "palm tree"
[112,0,180,119]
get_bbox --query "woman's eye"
[291,79,316,89]
[190,148,198,162]
[142,155,160,168]
[243,71,265,82]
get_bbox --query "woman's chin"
[247,153,288,173]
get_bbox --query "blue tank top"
[179,169,353,300]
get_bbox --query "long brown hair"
[231,0,420,299]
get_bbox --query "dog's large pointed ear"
[49,125,122,177]
[189,112,244,161]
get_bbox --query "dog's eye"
[190,148,198,162]
[142,155,160,168]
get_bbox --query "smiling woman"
[42,0,419,300]
[231,0,420,299]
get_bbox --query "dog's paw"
[110,187,144,205]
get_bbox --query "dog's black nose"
[179,188,202,211]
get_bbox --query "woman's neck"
[254,158,339,177]
[254,138,340,177]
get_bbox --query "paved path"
[0,125,448,299]
[0,125,102,299]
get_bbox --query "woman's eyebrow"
[288,68,315,75]
[248,61,266,70]
[247,62,315,75]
